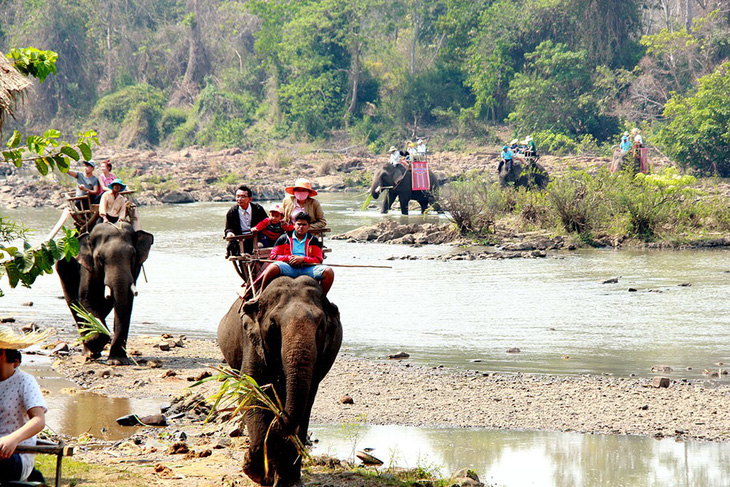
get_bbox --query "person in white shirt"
[0,327,52,483]
[416,138,427,156]
[224,185,267,256]
[388,146,401,165]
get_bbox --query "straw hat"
[388,146,398,153]
[285,178,318,196]
[0,326,54,350]
[623,131,629,137]
[268,204,283,215]
[510,139,518,145]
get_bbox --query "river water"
[3,192,730,485]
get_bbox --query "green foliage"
[6,48,57,83]
[194,84,258,147]
[443,178,506,235]
[658,61,730,176]
[70,303,112,343]
[159,107,189,140]
[0,227,79,297]
[92,84,166,145]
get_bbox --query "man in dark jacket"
[224,185,268,255]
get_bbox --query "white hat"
[510,139,518,145]
[0,326,55,350]
[388,146,398,153]
[623,131,629,137]
[525,136,532,142]
[417,139,423,144]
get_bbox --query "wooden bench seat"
[1,440,74,487]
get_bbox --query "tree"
[658,61,730,176]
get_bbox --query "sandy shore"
[53,335,730,442]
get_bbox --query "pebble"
[506,348,521,354]
[340,395,354,405]
[388,351,410,360]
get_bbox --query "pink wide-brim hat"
[285,178,318,196]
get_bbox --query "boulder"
[160,191,195,204]
[652,377,670,388]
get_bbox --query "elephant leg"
[243,407,275,485]
[399,194,409,215]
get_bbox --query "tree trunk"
[182,0,208,87]
[410,0,420,76]
[348,41,361,115]
[685,0,693,30]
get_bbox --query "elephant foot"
[243,451,271,485]
[107,356,133,366]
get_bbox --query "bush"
[443,179,506,235]
[159,107,189,141]
[92,84,165,130]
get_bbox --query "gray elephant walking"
[218,277,342,487]
[369,163,438,214]
[56,222,153,363]
[498,159,550,190]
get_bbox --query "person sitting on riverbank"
[66,160,101,207]
[281,178,326,231]
[253,212,334,298]
[225,185,268,256]
[98,159,115,192]
[0,327,51,484]
[252,204,293,248]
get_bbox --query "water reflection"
[3,194,730,378]
[310,424,730,487]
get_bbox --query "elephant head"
[370,163,405,200]
[57,222,153,362]
[218,276,342,486]
[498,160,550,190]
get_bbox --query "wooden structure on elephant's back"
[226,228,331,300]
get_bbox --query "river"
[3,193,730,485]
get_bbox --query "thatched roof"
[0,52,32,132]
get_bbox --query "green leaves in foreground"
[0,227,79,297]
[7,47,58,83]
[2,129,98,175]
[192,365,310,472]
[70,303,112,343]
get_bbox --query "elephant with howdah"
[56,222,154,363]
[498,159,550,190]
[370,163,438,214]
[218,276,342,487]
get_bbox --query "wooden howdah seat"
[1,440,74,487]
[226,228,331,299]
[64,190,136,233]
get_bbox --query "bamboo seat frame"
[1,440,74,487]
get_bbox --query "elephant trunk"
[280,330,317,436]
[370,179,381,199]
[105,270,135,359]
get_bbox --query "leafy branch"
[69,303,112,342]
[7,48,58,83]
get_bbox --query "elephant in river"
[218,276,342,487]
[369,162,438,214]
[498,159,550,190]
[56,222,154,363]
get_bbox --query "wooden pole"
[257,259,391,269]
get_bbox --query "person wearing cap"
[388,146,401,166]
[416,138,427,158]
[281,178,326,231]
[254,212,334,298]
[252,204,294,248]
[98,159,116,192]
[225,185,268,256]
[620,132,632,153]
[0,327,52,483]
[501,145,514,172]
[66,160,101,205]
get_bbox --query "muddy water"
[311,424,730,487]
[21,354,162,440]
[4,193,730,379]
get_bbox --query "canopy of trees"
[1,0,730,173]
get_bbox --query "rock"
[116,413,167,427]
[173,431,187,441]
[652,377,670,388]
[100,368,113,378]
[227,421,244,437]
[157,342,171,351]
[356,450,384,466]
[340,395,354,405]
[51,343,70,355]
[212,438,231,449]
[168,442,189,454]
[388,351,410,360]
[602,278,619,284]
[628,288,638,292]
[21,323,39,333]
[161,369,177,378]
[160,190,195,204]
[21,301,33,307]
[148,360,162,368]
[506,348,521,354]
[0,317,16,323]
[678,282,692,287]
[651,365,673,373]
[451,468,484,486]
[193,370,212,382]
[469,359,482,363]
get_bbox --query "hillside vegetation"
[2,1,730,174]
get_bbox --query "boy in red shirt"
[251,204,294,248]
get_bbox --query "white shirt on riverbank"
[0,369,47,480]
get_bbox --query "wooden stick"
[258,259,391,269]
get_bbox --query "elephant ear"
[241,313,267,365]
[75,233,95,272]
[134,231,154,265]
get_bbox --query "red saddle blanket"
[411,161,430,191]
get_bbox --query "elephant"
[498,159,550,190]
[218,276,342,487]
[369,162,438,214]
[56,222,154,363]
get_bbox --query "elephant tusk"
[130,283,138,296]
[375,186,381,193]
[104,285,112,299]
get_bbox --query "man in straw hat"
[388,146,401,166]
[281,178,326,231]
[0,327,53,482]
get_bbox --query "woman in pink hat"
[281,178,326,230]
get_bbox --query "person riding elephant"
[56,222,154,364]
[281,178,326,231]
[498,158,550,190]
[218,276,342,487]
[369,162,438,215]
